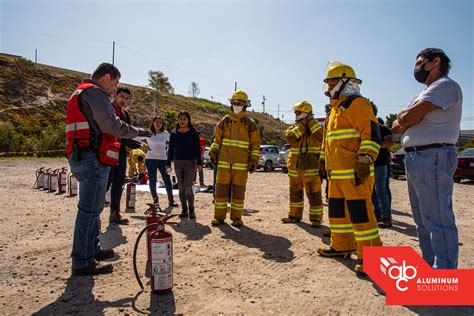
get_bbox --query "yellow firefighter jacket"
[323,95,380,179]
[285,117,323,177]
[211,111,261,170]
[128,149,146,177]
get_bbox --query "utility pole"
[34,49,37,64]
[262,95,266,114]
[277,104,280,119]
[234,81,237,91]
[112,41,115,65]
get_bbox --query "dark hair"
[417,48,451,75]
[116,87,131,96]
[150,116,165,134]
[92,63,121,80]
[175,111,195,130]
[377,117,384,125]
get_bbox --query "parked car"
[258,145,281,171]
[390,148,406,179]
[202,147,211,168]
[278,144,290,173]
[454,148,474,183]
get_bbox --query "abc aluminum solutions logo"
[364,246,474,306]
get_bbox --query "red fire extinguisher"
[68,172,78,196]
[57,167,68,194]
[43,168,51,191]
[34,167,45,189]
[49,169,59,193]
[133,206,178,293]
[125,182,136,212]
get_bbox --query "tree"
[385,113,397,128]
[163,110,178,132]
[188,81,200,98]
[148,70,174,93]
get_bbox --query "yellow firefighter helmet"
[324,61,362,83]
[292,101,313,113]
[230,89,251,107]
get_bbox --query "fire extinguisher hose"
[132,223,162,290]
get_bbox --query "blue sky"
[1,0,473,129]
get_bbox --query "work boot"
[317,246,354,259]
[72,262,113,276]
[322,229,331,237]
[189,207,196,220]
[378,217,393,228]
[179,207,188,219]
[310,219,322,228]
[281,215,301,223]
[211,219,224,226]
[231,219,243,227]
[354,260,366,276]
[94,249,115,261]
[109,210,129,225]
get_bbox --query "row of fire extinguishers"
[34,167,78,195]
[34,167,176,294]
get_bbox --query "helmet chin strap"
[327,79,349,99]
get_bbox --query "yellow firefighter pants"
[288,172,323,222]
[327,177,382,259]
[214,164,249,221]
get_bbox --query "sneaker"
[168,199,178,207]
[179,211,188,219]
[72,262,113,276]
[211,219,224,226]
[317,246,354,259]
[231,219,243,227]
[310,220,322,228]
[94,249,115,261]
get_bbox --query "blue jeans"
[145,159,173,202]
[69,151,111,269]
[405,146,458,269]
[373,164,392,219]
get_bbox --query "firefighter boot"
[281,215,302,224]
[354,259,366,276]
[317,246,354,259]
[322,229,331,237]
[311,219,322,228]
[189,207,196,220]
[109,210,129,225]
[231,219,243,227]
[211,219,225,226]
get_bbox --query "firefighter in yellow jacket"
[282,101,324,227]
[209,90,261,227]
[128,148,146,178]
[317,61,383,275]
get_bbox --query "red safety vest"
[65,81,120,166]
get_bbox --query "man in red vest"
[66,63,151,276]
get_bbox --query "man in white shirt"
[392,48,462,269]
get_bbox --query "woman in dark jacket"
[166,111,202,219]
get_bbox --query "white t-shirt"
[145,131,170,160]
[402,76,463,147]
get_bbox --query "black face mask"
[414,62,430,83]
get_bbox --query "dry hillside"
[0,53,288,148]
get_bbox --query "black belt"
[404,143,454,153]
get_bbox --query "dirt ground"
[0,158,473,315]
